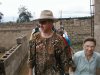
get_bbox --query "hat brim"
[33,18,58,22]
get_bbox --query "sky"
[0,0,91,22]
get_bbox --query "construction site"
[0,0,100,75]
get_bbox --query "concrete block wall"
[0,23,34,50]
[0,35,28,75]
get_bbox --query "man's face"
[39,20,53,32]
[83,41,95,56]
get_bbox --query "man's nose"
[88,46,92,50]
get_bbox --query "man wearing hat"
[28,10,74,75]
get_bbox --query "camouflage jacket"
[28,32,74,75]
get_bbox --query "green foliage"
[17,6,32,23]
[0,12,3,22]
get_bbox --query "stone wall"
[0,18,91,51]
[0,22,35,50]
[94,0,100,52]
[0,35,28,75]
[61,18,91,44]
[55,18,91,51]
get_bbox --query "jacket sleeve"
[27,34,36,68]
[60,36,75,73]
[27,40,36,68]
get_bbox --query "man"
[73,37,100,75]
[28,10,74,75]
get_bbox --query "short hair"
[83,37,96,46]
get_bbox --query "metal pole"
[90,0,94,37]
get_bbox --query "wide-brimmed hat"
[35,10,57,21]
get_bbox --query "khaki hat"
[35,10,57,21]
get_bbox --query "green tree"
[17,6,32,23]
[0,12,3,22]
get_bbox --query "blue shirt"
[73,50,100,75]
[63,31,71,46]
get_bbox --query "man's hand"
[28,68,33,75]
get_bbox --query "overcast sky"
[0,0,91,22]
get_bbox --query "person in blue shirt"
[57,28,71,46]
[32,24,40,34]
[57,28,73,55]
[73,37,100,75]
[63,30,71,46]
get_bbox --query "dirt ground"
[19,60,29,75]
